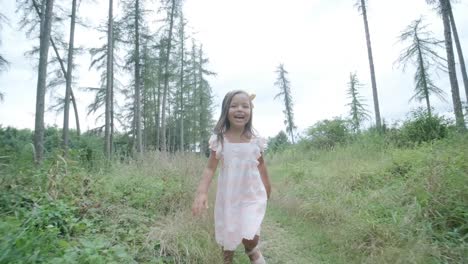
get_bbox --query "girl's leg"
[242,235,262,262]
[223,250,234,264]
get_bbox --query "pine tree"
[396,18,447,116]
[347,73,370,132]
[429,0,466,130]
[274,64,296,143]
[0,11,9,101]
[32,0,55,163]
[62,0,77,155]
[0,11,9,75]
[159,0,180,151]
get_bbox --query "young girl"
[192,90,272,264]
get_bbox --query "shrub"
[306,118,351,149]
[385,108,450,147]
[267,130,290,153]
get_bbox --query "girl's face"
[227,93,251,129]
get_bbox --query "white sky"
[1,0,468,139]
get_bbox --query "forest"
[0,0,467,263]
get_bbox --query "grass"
[0,133,467,263]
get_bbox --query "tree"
[120,0,147,154]
[19,0,82,138]
[104,0,114,159]
[429,0,465,130]
[33,0,55,164]
[356,0,382,131]
[267,131,290,153]
[62,0,77,155]
[274,63,296,143]
[196,44,215,154]
[177,13,187,152]
[0,11,9,101]
[0,11,9,74]
[427,0,468,105]
[347,72,370,132]
[396,18,446,117]
[159,0,179,151]
[446,1,468,102]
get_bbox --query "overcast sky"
[1,0,467,138]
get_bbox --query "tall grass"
[268,132,468,263]
[0,152,223,263]
[1,132,466,263]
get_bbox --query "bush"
[306,118,351,149]
[267,130,290,153]
[385,108,450,147]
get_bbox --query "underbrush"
[269,132,468,263]
[0,152,219,263]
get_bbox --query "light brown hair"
[213,90,256,144]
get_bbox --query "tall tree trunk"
[70,88,80,137]
[416,38,432,117]
[160,0,176,152]
[32,0,81,137]
[179,17,185,152]
[156,56,162,150]
[152,68,159,149]
[440,0,465,130]
[447,0,468,102]
[62,0,77,156]
[105,0,114,159]
[134,0,143,153]
[360,0,382,131]
[34,0,54,164]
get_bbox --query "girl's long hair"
[213,90,256,144]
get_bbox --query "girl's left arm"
[258,155,272,199]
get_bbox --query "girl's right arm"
[192,150,219,216]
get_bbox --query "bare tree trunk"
[156,56,162,150]
[447,1,468,102]
[134,0,143,154]
[440,0,465,130]
[360,0,382,131]
[34,0,54,164]
[70,88,80,137]
[32,0,81,138]
[105,0,114,159]
[62,0,77,156]
[179,17,185,152]
[160,0,176,152]
[416,39,432,117]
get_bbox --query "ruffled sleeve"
[208,134,222,159]
[255,136,267,159]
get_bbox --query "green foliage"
[347,72,370,132]
[0,190,85,263]
[266,130,290,153]
[274,63,297,143]
[270,131,468,263]
[396,17,446,115]
[385,108,450,147]
[306,118,351,149]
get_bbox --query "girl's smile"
[228,93,251,128]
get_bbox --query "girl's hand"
[192,193,208,216]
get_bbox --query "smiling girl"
[192,90,271,264]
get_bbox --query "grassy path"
[231,196,344,264]
[230,201,344,264]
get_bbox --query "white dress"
[209,134,268,251]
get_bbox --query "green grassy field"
[1,133,467,263]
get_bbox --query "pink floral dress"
[209,134,268,250]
